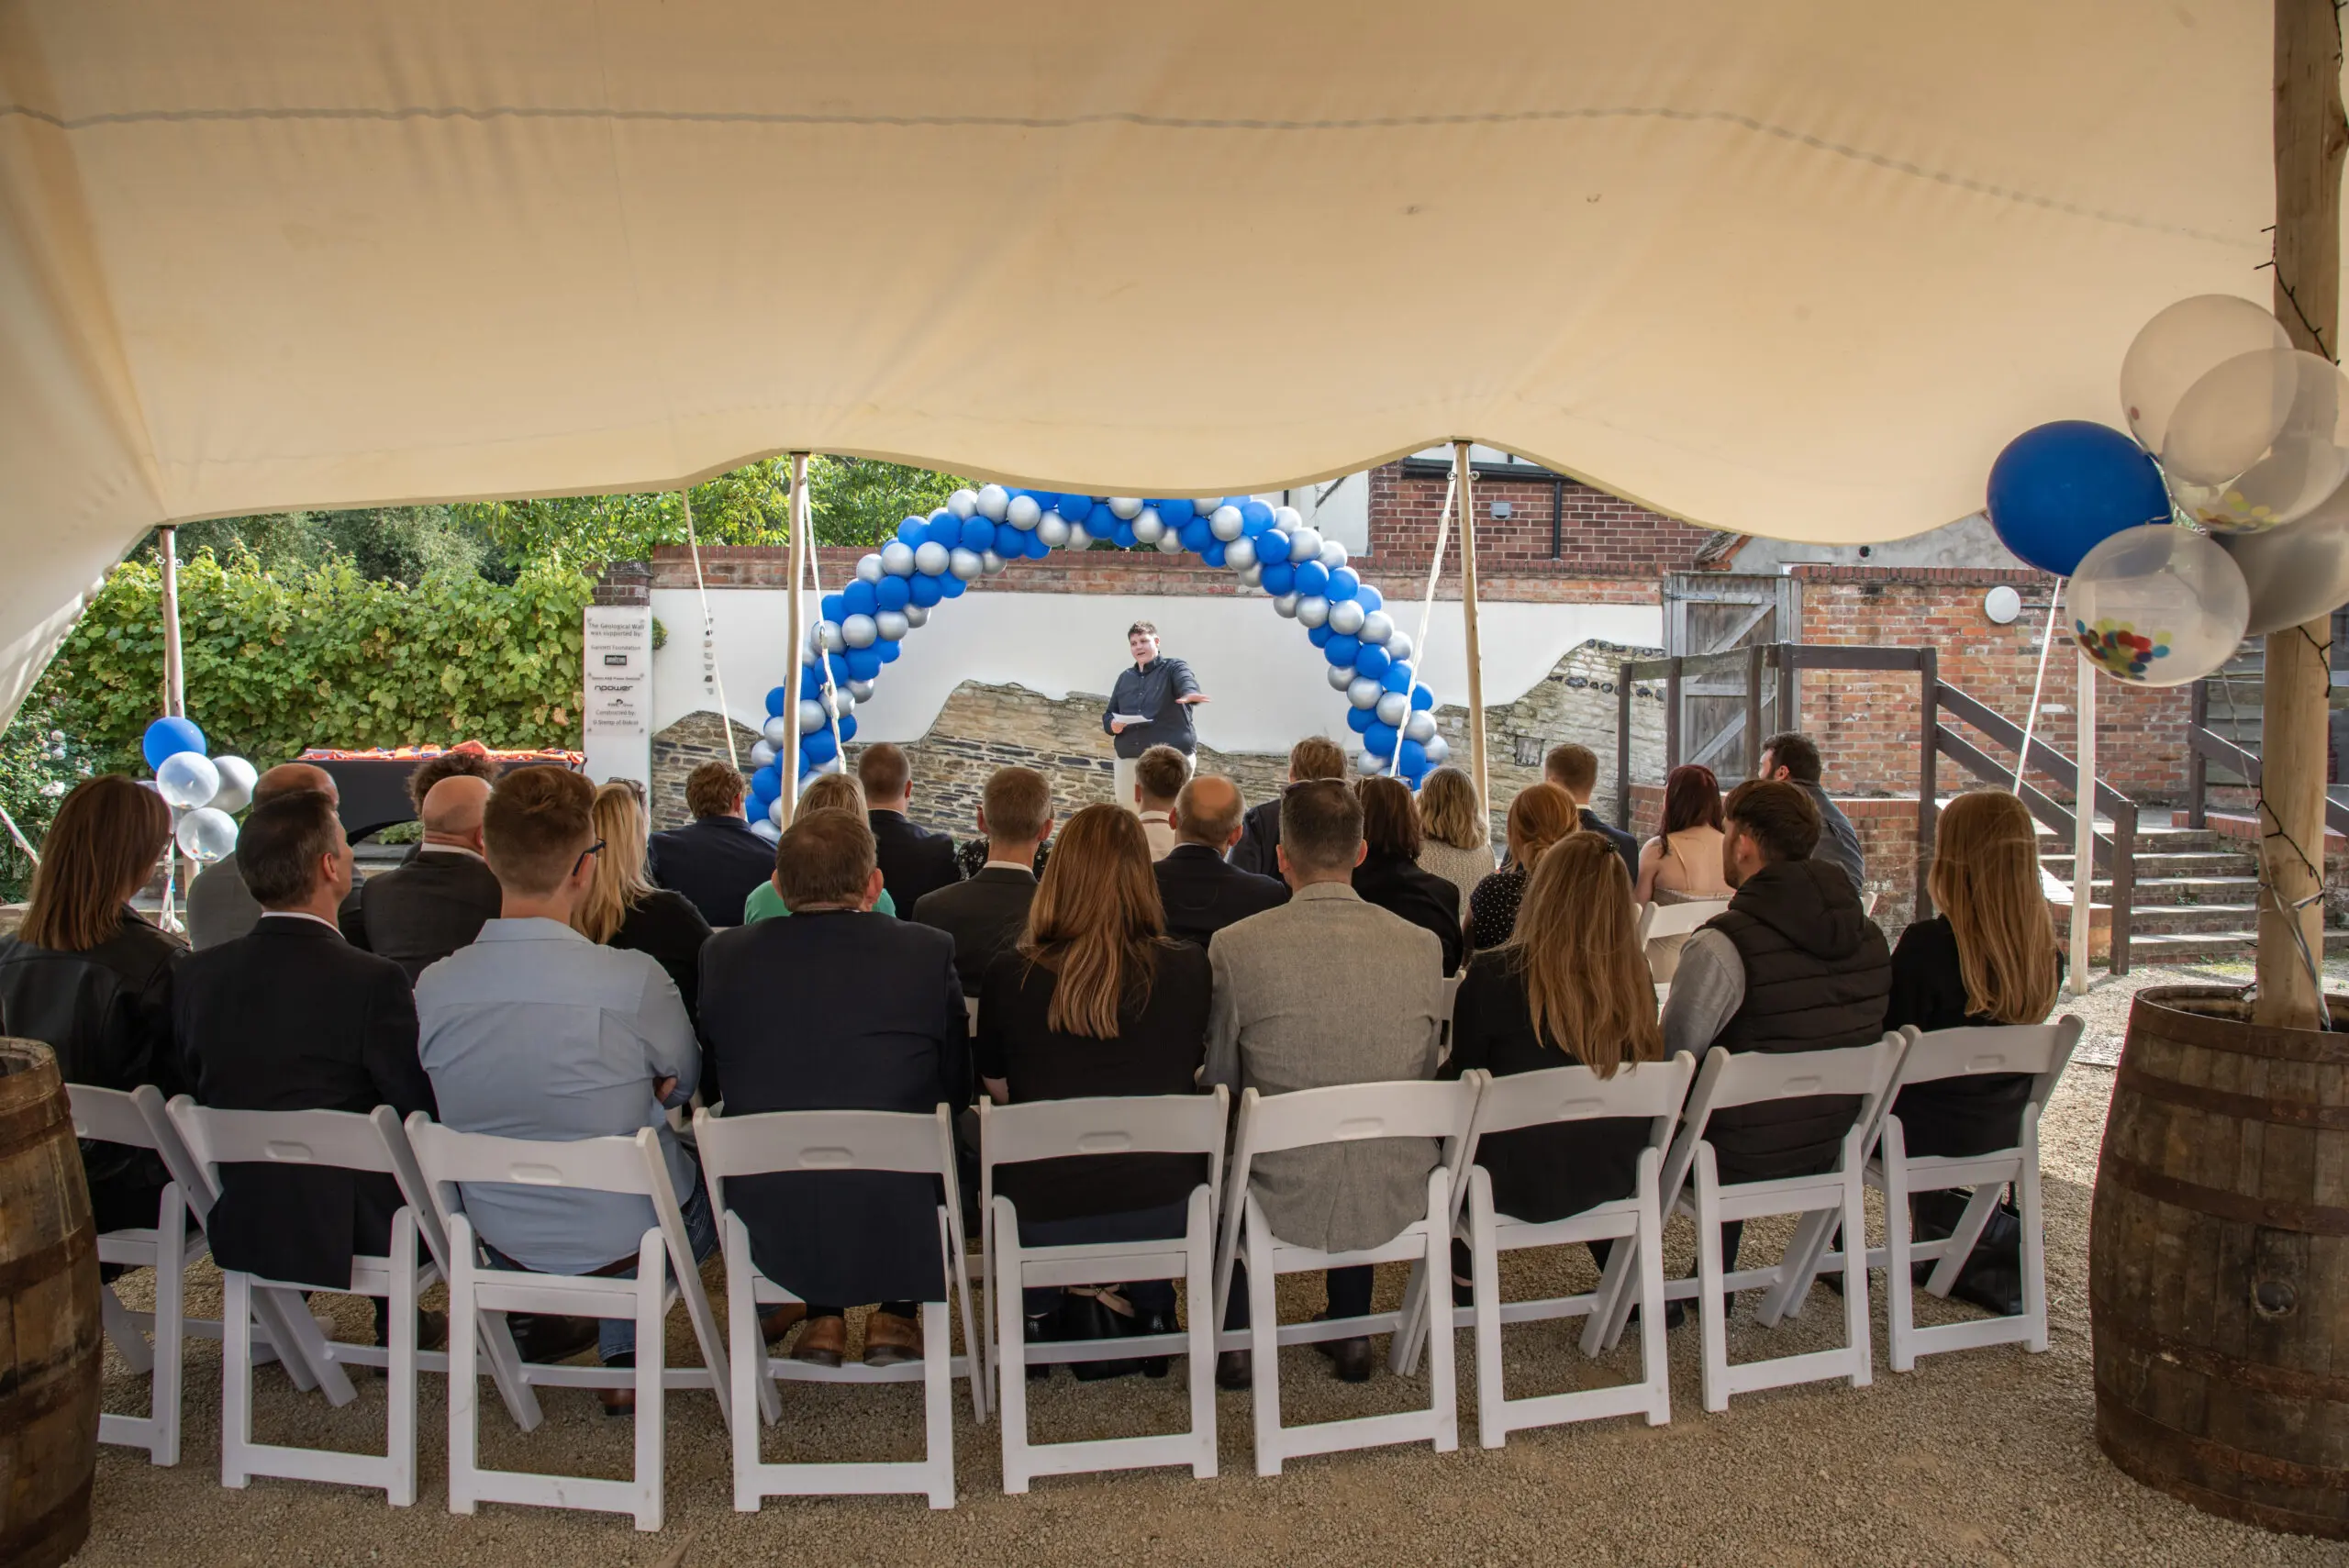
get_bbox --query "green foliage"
[0,718,98,903]
[808,459,975,549]
[144,506,503,585]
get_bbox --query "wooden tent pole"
[781,452,811,826]
[1455,439,1488,812]
[2256,0,2344,1028]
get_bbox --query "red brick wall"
[1369,463,1717,580]
[1791,566,2189,805]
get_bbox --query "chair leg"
[1924,1184,2000,1298]
[1185,1192,1218,1481]
[995,1221,1030,1496]
[1696,1178,1730,1415]
[1470,1178,1506,1450]
[729,1245,763,1513]
[446,1255,479,1517]
[388,1219,418,1507]
[1842,1166,1873,1390]
[1636,1199,1671,1428]
[1247,1223,1283,1478]
[1426,1182,1458,1455]
[633,1264,665,1533]
[922,1300,953,1509]
[1754,1207,1834,1328]
[153,1201,186,1465]
[1586,1227,1642,1355]
[1884,1148,1917,1373]
[1386,1253,1431,1377]
[221,1271,253,1489]
[100,1285,156,1375]
[2020,1136,2050,1354]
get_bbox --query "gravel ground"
[75,965,2349,1567]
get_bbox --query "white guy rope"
[681,488,740,773]
[0,800,39,867]
[800,520,848,775]
[2012,577,2064,795]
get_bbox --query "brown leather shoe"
[760,1303,807,1347]
[862,1309,923,1367]
[791,1314,847,1368]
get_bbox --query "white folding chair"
[1759,1018,2080,1370]
[405,1116,732,1532]
[693,1104,983,1512]
[1636,897,1729,999]
[1587,1037,1906,1413]
[1396,1056,1697,1446]
[1211,1079,1479,1476]
[167,1097,440,1505]
[980,1089,1227,1493]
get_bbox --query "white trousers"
[1112,751,1194,814]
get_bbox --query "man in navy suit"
[1154,774,1287,949]
[1545,743,1642,886]
[858,743,962,917]
[1230,737,1348,879]
[649,762,776,926]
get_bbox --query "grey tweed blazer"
[1206,881,1446,1252]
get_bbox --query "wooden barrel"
[2091,986,2349,1540]
[0,1040,101,1568]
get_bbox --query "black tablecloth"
[307,756,575,840]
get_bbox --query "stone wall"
[649,710,764,830]
[1431,639,1668,840]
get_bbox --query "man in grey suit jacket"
[1207,777,1444,1387]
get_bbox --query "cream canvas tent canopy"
[0,0,2288,727]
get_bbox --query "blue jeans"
[484,1176,719,1364]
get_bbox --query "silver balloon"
[841,613,878,649]
[769,796,786,826]
[1375,691,1410,728]
[1130,511,1166,545]
[874,608,909,640]
[794,702,824,736]
[1354,749,1385,776]
[1108,496,1144,519]
[821,685,853,717]
[1273,506,1304,533]
[766,714,796,746]
[1036,513,1072,549]
[207,755,257,814]
[1319,541,1350,571]
[750,817,782,844]
[947,487,980,518]
[1358,610,1395,645]
[1154,528,1185,554]
[1424,735,1451,764]
[1224,536,1258,571]
[1327,663,1358,691]
[750,738,776,768]
[977,483,1009,520]
[913,540,951,576]
[1194,498,1220,517]
[880,540,917,576]
[1296,595,1331,629]
[1386,630,1414,664]
[855,553,885,584]
[949,547,984,580]
[1209,505,1246,541]
[1287,526,1324,563]
[175,806,239,863]
[1348,674,1384,709]
[1066,522,1094,550]
[1007,493,1041,528]
[1267,592,1297,617]
[1404,711,1438,744]
[2221,481,2349,634]
[901,604,929,628]
[1238,564,1264,588]
[156,751,220,809]
[1328,598,1366,637]
[981,549,1008,574]
[847,678,876,702]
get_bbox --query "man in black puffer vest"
[1661,779,1890,1267]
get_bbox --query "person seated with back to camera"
[1152,773,1288,949]
[1634,762,1732,983]
[858,743,963,917]
[1411,764,1499,910]
[1206,778,1446,1388]
[1351,774,1464,976]
[976,803,1211,1379]
[912,764,1057,995]
[742,772,902,919]
[698,806,969,1369]
[576,779,714,1039]
[1757,730,1866,897]
[1130,744,1189,861]
[650,761,778,929]
[184,762,342,951]
[345,773,504,984]
[1544,743,1641,884]
[1465,783,1580,953]
[1230,736,1348,878]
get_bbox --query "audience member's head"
[255,762,339,809]
[238,789,352,912]
[978,765,1053,853]
[1355,774,1423,861]
[483,766,599,911]
[1505,834,1660,1077]
[419,774,491,853]
[1542,743,1600,806]
[1501,783,1579,872]
[1172,773,1246,851]
[1759,731,1824,786]
[19,774,173,951]
[1416,766,1488,851]
[1286,735,1348,785]
[797,772,867,817]
[1660,763,1725,840]
[1720,778,1821,887]
[1277,778,1365,885]
[857,743,912,811]
[406,748,499,812]
[1931,789,2059,1025]
[774,807,880,911]
[684,761,747,822]
[577,781,657,943]
[1134,744,1188,811]
[1021,803,1167,1038]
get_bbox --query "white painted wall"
[651,587,1661,754]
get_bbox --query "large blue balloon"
[960,517,996,552]
[1355,643,1393,681]
[1382,662,1416,693]
[820,593,848,623]
[1410,684,1434,710]
[836,711,860,743]
[141,716,206,769]
[996,522,1025,558]
[1356,584,1385,615]
[751,763,783,802]
[896,516,929,546]
[1347,705,1376,734]
[1111,521,1137,550]
[1024,530,1052,559]
[1987,420,2170,576]
[1180,517,1213,552]
[1308,623,1334,648]
[1397,739,1429,777]
[926,513,962,548]
[1327,567,1361,602]
[1240,499,1275,534]
[877,637,901,662]
[1086,501,1119,531]
[1364,721,1399,758]
[1292,561,1330,598]
[874,575,910,611]
[842,580,878,617]
[765,684,792,717]
[844,648,882,681]
[1257,529,1290,569]
[1260,560,1297,596]
[802,728,839,766]
[908,573,944,607]
[939,573,968,598]
[1200,539,1228,568]
[827,651,855,684]
[1325,633,1362,667]
[800,665,826,701]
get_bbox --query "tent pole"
[781,453,811,826]
[158,522,185,930]
[2255,0,2343,1028]
[1454,440,1488,813]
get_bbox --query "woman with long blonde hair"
[579,781,713,1028]
[741,773,902,920]
[1465,781,1580,950]
[974,803,1209,1376]
[1413,765,1496,906]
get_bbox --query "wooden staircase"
[2039,821,2349,966]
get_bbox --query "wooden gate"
[1663,573,1800,778]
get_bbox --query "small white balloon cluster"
[139,717,255,862]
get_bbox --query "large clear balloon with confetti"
[155,751,221,809]
[175,806,240,863]
[2121,295,2291,454]
[2218,474,2349,636]
[2162,348,2349,533]
[2068,525,2250,686]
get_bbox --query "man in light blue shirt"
[415,767,710,1385]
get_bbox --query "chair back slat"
[169,1100,396,1178]
[1707,1040,1904,1108]
[1237,1078,1479,1157]
[67,1083,156,1147]
[1894,1018,2081,1093]
[1466,1055,1695,1140]
[1638,898,1729,944]
[693,1106,954,1182]
[978,1090,1227,1170]
[403,1116,661,1197]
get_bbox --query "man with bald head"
[186,762,341,950]
[344,774,505,984]
[1153,773,1287,949]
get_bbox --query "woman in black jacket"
[580,781,715,1062]
[1351,775,1463,975]
[0,774,184,1233]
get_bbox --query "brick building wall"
[1368,462,1717,582]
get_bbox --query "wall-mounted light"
[1984,585,2021,625]
[1489,500,1514,519]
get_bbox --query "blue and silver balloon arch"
[742,486,1450,828]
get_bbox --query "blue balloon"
[1355,643,1392,681]
[1111,521,1137,550]
[1261,560,1297,596]
[1364,721,1398,758]
[1025,530,1052,560]
[987,522,1018,558]
[827,651,856,684]
[802,728,839,766]
[836,711,860,743]
[1240,499,1275,534]
[1086,501,1119,531]
[1257,529,1290,568]
[939,573,968,598]
[1200,539,1228,568]
[1180,518,1213,552]
[751,763,782,801]
[141,715,207,770]
[1292,561,1330,598]
[1325,633,1362,667]
[1326,567,1361,602]
[1382,661,1415,693]
[800,666,826,701]
[1397,740,1429,777]
[1410,684,1434,710]
[1347,705,1376,734]
[1356,584,1385,614]
[842,579,877,617]
[926,513,961,548]
[765,684,792,717]
[874,574,910,611]
[1986,420,2169,576]
[844,648,883,681]
[1308,623,1334,648]
[820,592,848,623]
[876,637,901,662]
[958,517,994,552]
[896,516,929,546]
[908,573,944,607]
